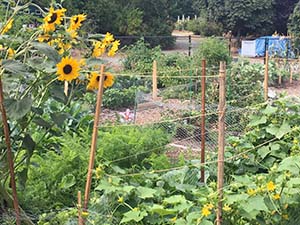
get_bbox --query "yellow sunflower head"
[103,32,114,44]
[56,57,80,81]
[1,18,14,35]
[7,48,15,59]
[87,71,114,90]
[37,34,51,42]
[92,41,106,57]
[103,72,114,88]
[68,14,86,31]
[43,7,66,32]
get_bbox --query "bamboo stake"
[200,59,206,183]
[78,191,83,225]
[152,60,158,100]
[216,62,226,225]
[83,65,105,211]
[290,65,293,84]
[0,79,21,225]
[264,51,269,101]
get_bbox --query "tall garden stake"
[0,78,21,225]
[200,59,206,183]
[217,62,226,225]
[152,60,158,100]
[83,65,105,212]
[290,64,293,84]
[264,51,269,101]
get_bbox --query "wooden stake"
[264,51,269,101]
[278,74,282,86]
[0,79,21,225]
[290,64,293,84]
[83,65,105,211]
[78,191,83,225]
[152,60,158,100]
[216,62,226,225]
[64,81,68,96]
[200,59,206,183]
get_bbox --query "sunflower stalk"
[0,76,21,225]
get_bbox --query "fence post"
[200,59,206,183]
[0,79,21,225]
[264,51,269,101]
[152,60,158,100]
[188,35,192,56]
[78,191,83,225]
[217,61,226,225]
[83,65,105,212]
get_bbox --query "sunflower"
[43,7,66,32]
[37,34,50,42]
[68,14,86,31]
[103,32,114,44]
[92,41,106,57]
[1,18,14,35]
[107,40,120,57]
[87,72,114,90]
[56,57,80,81]
[7,48,15,58]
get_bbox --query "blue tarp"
[255,36,294,58]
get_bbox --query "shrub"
[102,86,148,110]
[194,37,231,67]
[186,17,223,36]
[123,39,162,73]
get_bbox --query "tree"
[288,1,300,48]
[273,0,298,34]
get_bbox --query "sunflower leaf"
[4,97,32,120]
[32,42,61,63]
[2,60,28,74]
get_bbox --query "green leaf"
[262,105,277,115]
[163,195,186,204]
[32,42,61,63]
[266,124,279,136]
[22,134,36,156]
[2,60,28,74]
[200,220,214,225]
[120,210,148,223]
[59,174,76,189]
[95,180,119,193]
[122,185,135,193]
[149,204,176,216]
[186,211,201,224]
[33,116,52,128]
[249,115,267,127]
[175,218,187,225]
[50,113,69,127]
[240,196,268,215]
[278,156,300,175]
[276,121,291,139]
[136,187,157,199]
[49,84,67,104]
[257,146,270,159]
[4,97,32,120]
[226,193,248,204]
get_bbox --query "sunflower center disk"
[49,13,58,23]
[63,65,73,74]
[74,17,79,24]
